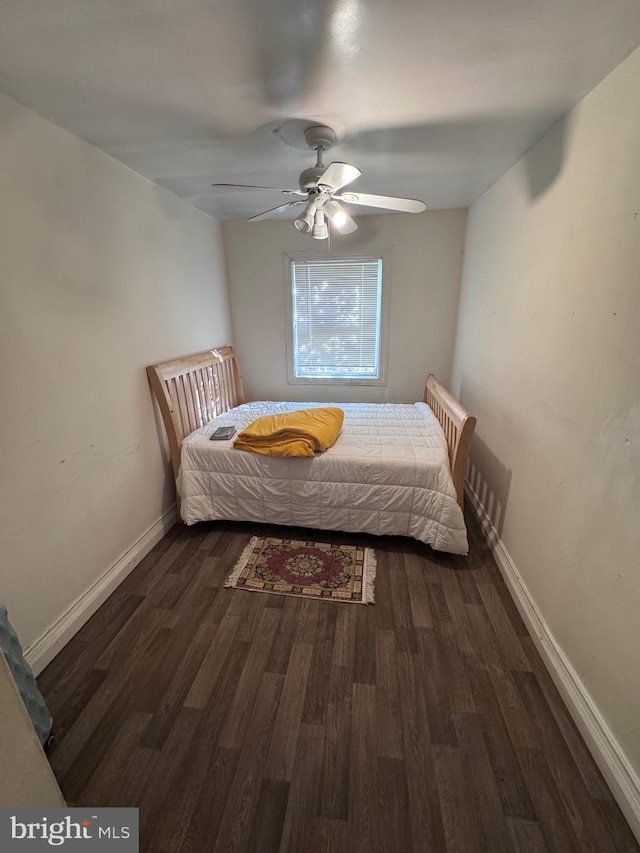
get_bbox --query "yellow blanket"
[233,407,344,457]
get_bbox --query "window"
[287,255,387,385]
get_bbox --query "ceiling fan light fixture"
[324,199,357,234]
[324,199,347,227]
[312,207,329,240]
[294,199,317,234]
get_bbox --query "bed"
[147,346,476,555]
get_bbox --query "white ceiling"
[1,0,640,220]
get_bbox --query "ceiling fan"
[212,125,427,239]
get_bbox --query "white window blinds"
[291,258,383,379]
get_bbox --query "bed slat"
[423,374,476,509]
[147,346,245,480]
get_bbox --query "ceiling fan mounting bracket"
[304,125,337,153]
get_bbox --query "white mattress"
[178,401,469,554]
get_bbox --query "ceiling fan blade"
[334,191,426,213]
[248,200,305,221]
[317,162,361,192]
[212,183,305,196]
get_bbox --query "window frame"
[284,250,390,387]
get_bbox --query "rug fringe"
[363,547,377,605]
[224,536,259,588]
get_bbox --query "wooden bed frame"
[147,345,475,509]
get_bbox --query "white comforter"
[178,401,469,554]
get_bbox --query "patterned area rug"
[224,536,376,604]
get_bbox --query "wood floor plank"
[38,519,638,853]
[93,603,177,671]
[139,620,218,749]
[235,586,269,643]
[372,549,394,631]
[515,746,583,853]
[212,671,285,853]
[332,603,356,669]
[415,627,459,747]
[135,707,205,852]
[41,667,108,741]
[377,756,411,853]
[431,619,476,714]
[348,682,378,853]
[453,711,513,853]
[514,669,618,852]
[308,817,349,853]
[216,606,280,751]
[173,747,238,853]
[428,582,452,622]
[246,778,290,853]
[301,604,337,726]
[404,551,434,628]
[183,610,242,710]
[48,622,170,782]
[439,572,476,654]
[80,711,152,808]
[591,797,640,853]
[434,745,481,853]
[148,722,236,853]
[519,635,617,802]
[388,555,418,653]
[279,723,325,853]
[265,597,300,675]
[264,641,313,781]
[292,596,320,646]
[477,582,531,671]
[487,664,540,750]
[318,663,353,819]
[464,652,537,821]
[353,601,376,685]
[375,628,404,759]
[396,650,447,852]
[507,817,550,852]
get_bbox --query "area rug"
[224,536,376,604]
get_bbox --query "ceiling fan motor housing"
[298,166,327,192]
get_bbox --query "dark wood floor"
[39,511,638,853]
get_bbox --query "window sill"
[287,376,387,387]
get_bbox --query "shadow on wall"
[466,433,512,538]
[454,376,512,537]
[523,111,572,201]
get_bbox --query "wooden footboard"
[147,346,244,480]
[424,374,476,509]
[147,347,475,511]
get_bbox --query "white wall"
[223,211,466,403]
[0,91,232,665]
[452,45,640,825]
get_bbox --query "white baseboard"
[465,483,640,844]
[25,505,177,676]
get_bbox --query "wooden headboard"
[147,347,475,510]
[424,374,476,508]
[147,346,244,480]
